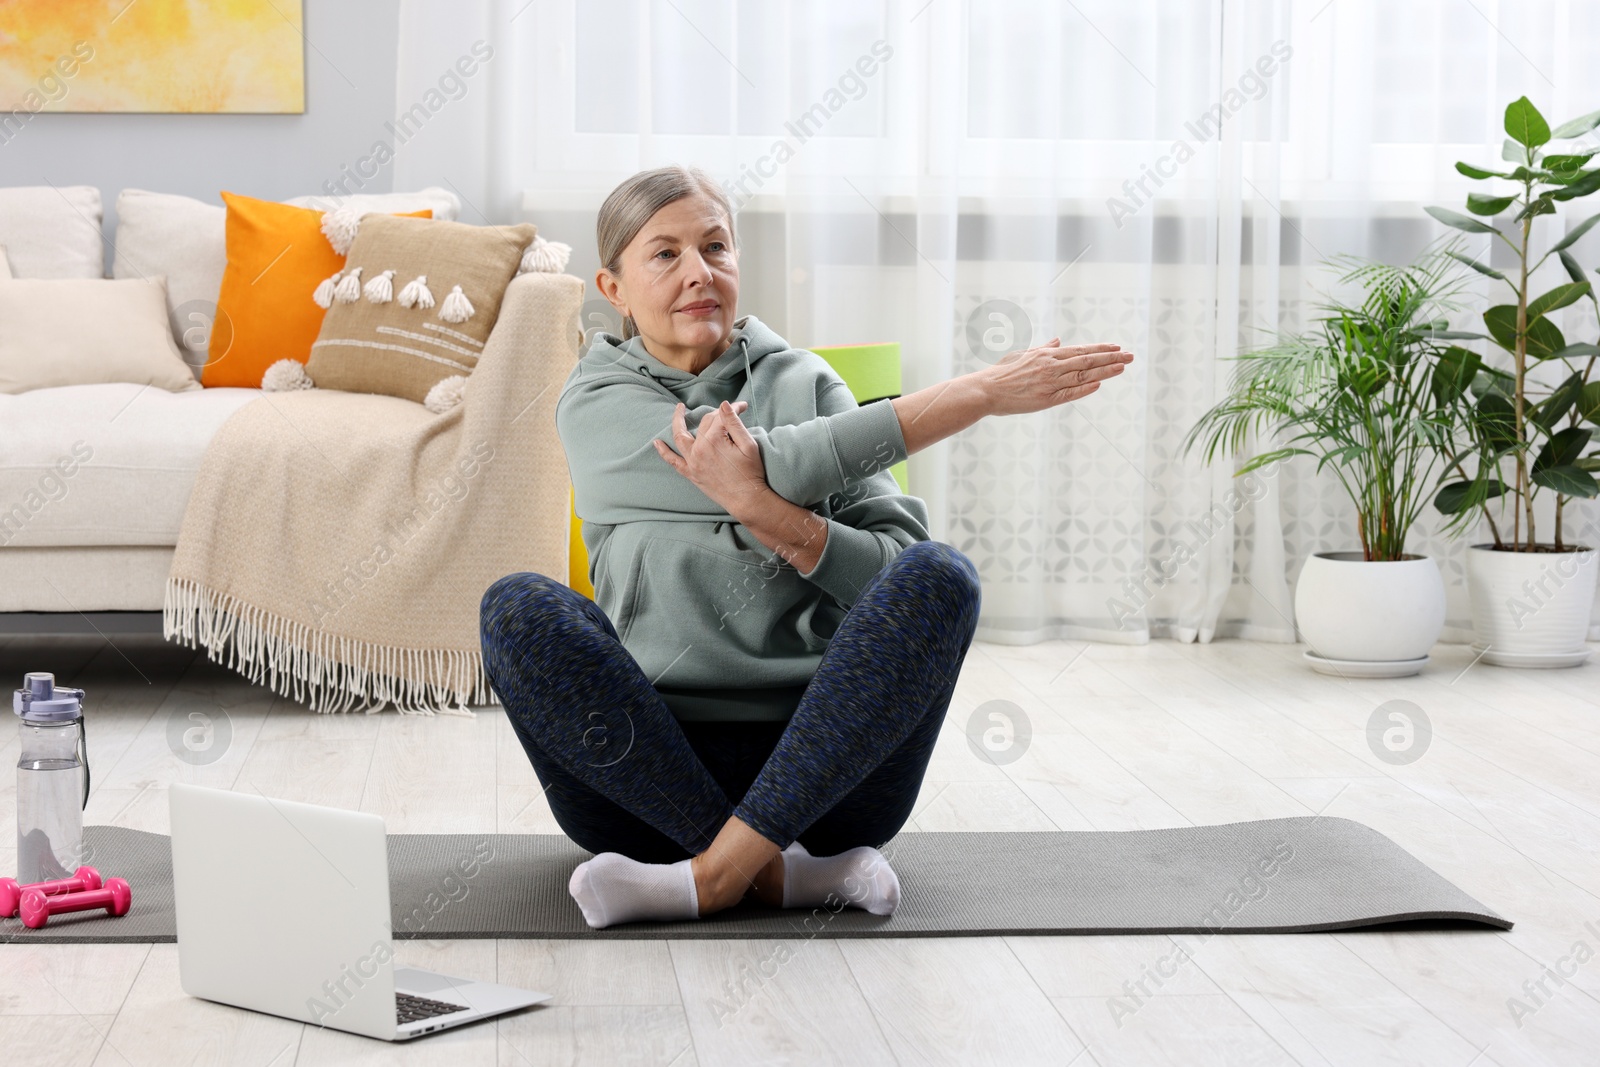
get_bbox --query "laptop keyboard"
[396,992,468,1025]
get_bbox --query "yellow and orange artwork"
[0,0,305,114]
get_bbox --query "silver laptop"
[169,783,550,1041]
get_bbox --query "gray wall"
[1,0,401,256]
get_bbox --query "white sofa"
[0,184,475,617]
[0,383,262,612]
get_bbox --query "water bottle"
[14,673,90,884]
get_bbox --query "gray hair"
[596,165,736,340]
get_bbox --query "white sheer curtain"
[395,0,1600,646]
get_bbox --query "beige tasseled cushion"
[305,215,537,404]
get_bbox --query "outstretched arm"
[652,340,1133,596]
[888,339,1133,456]
[739,338,1134,596]
[741,339,1134,507]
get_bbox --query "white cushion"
[283,186,461,220]
[0,277,201,395]
[0,245,12,278]
[0,186,103,278]
[111,187,463,377]
[111,189,225,378]
[0,383,260,547]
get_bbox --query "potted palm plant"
[1425,96,1600,667]
[1185,250,1467,676]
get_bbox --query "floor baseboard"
[0,610,166,635]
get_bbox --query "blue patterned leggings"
[480,540,981,862]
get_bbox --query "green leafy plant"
[1425,95,1600,552]
[1184,249,1467,562]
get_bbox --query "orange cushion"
[203,193,430,388]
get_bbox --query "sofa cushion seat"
[0,383,260,548]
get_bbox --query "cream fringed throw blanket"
[164,273,584,714]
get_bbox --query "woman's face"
[601,193,739,367]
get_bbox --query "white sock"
[780,841,900,916]
[568,852,700,929]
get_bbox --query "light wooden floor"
[1,631,1597,1066]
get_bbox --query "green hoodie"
[555,315,930,721]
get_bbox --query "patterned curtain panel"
[396,0,1600,644]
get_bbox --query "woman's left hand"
[653,400,770,517]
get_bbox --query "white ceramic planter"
[1293,552,1446,675]
[1466,544,1597,667]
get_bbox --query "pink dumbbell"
[0,866,102,918]
[19,877,131,929]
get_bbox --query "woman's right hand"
[978,338,1134,416]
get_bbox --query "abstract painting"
[0,0,305,114]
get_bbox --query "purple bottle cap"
[13,672,85,722]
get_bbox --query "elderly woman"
[480,165,1133,928]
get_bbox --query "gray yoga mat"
[0,818,1510,944]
